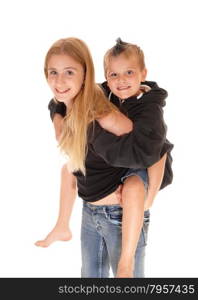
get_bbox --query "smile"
[55,88,70,94]
[117,86,131,91]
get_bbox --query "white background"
[0,0,197,277]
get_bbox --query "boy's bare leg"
[145,153,167,211]
[116,176,145,277]
[35,163,76,247]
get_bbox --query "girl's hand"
[35,225,72,248]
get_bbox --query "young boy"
[36,39,173,277]
[95,38,172,276]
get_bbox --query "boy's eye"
[126,70,134,75]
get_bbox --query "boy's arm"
[93,81,174,170]
[92,103,172,169]
[97,82,133,135]
[97,111,133,136]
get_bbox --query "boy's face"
[106,53,147,100]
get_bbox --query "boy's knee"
[122,176,145,197]
[124,175,144,188]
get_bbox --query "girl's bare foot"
[35,227,72,247]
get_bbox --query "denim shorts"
[120,168,148,189]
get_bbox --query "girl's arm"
[53,113,64,141]
[97,111,133,136]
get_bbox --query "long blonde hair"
[44,37,118,174]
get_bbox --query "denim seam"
[98,238,104,278]
[142,227,146,245]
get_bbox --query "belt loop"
[103,207,108,219]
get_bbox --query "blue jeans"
[81,202,150,278]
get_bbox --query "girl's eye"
[49,70,57,75]
[109,73,117,78]
[66,70,74,76]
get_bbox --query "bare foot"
[35,227,72,248]
[116,266,133,278]
[116,260,134,278]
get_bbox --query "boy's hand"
[35,225,72,248]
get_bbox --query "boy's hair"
[104,38,146,77]
[44,37,118,174]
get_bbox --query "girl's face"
[106,53,147,100]
[47,54,85,107]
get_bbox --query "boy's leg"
[133,209,150,277]
[101,204,149,278]
[117,175,146,277]
[145,153,167,210]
